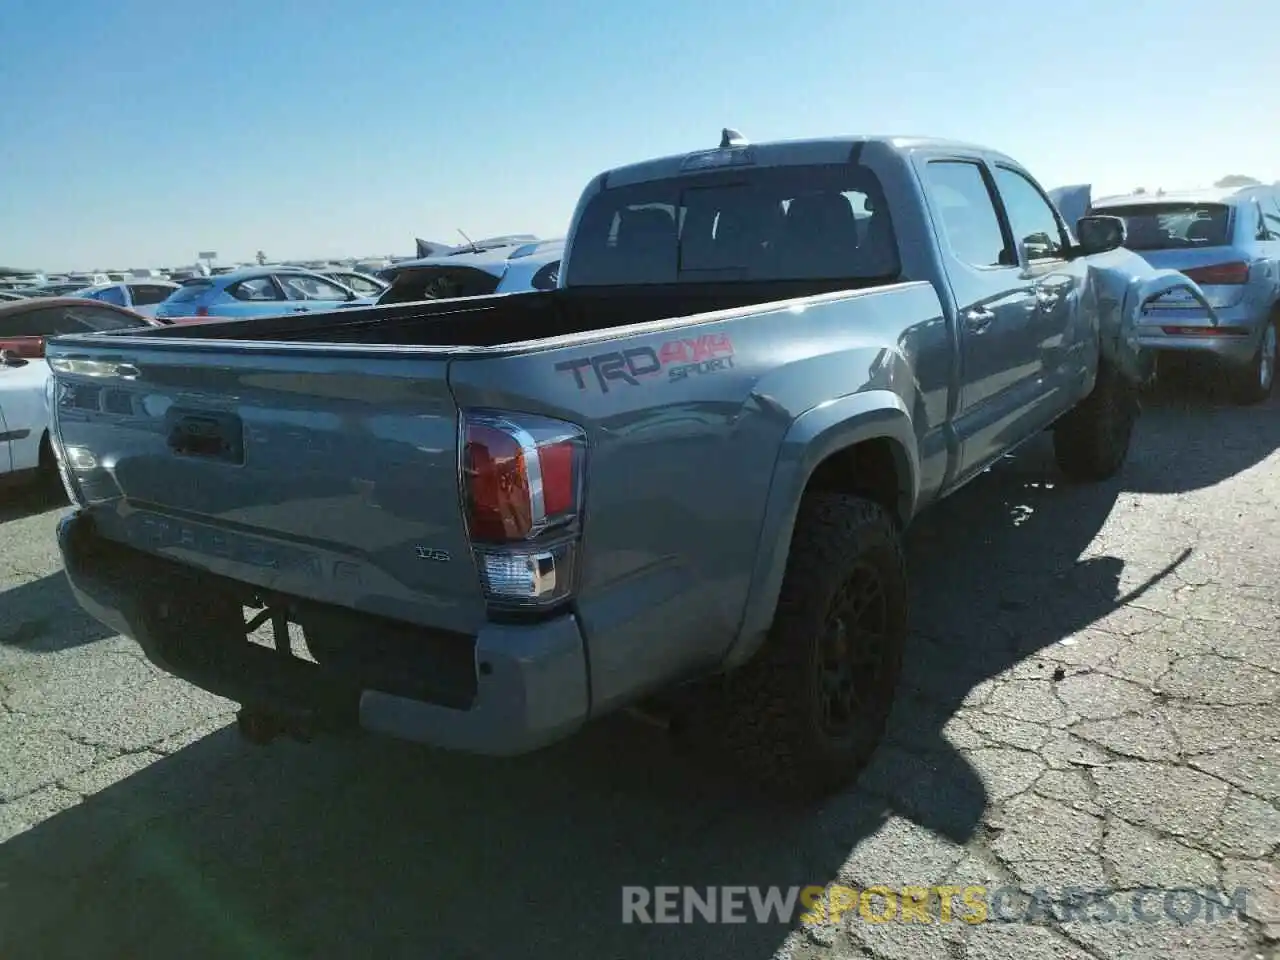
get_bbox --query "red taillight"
[195,305,210,317]
[1160,326,1250,337]
[1182,262,1249,285]
[0,337,44,359]
[461,410,586,609]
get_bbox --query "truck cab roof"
[597,134,1019,189]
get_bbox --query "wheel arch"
[722,390,919,669]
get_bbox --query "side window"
[129,284,173,306]
[92,286,128,307]
[0,308,69,337]
[993,167,1068,261]
[60,306,146,332]
[229,277,283,301]
[279,274,353,301]
[339,274,380,296]
[924,161,1010,268]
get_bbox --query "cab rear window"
[565,163,899,286]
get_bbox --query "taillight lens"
[1182,262,1249,285]
[461,410,586,609]
[0,337,45,359]
[45,376,87,507]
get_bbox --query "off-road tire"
[699,494,908,799]
[1053,359,1137,482]
[1228,318,1277,406]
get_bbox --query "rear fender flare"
[723,390,919,669]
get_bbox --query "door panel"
[917,157,1040,479]
[991,165,1093,421]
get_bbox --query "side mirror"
[0,349,28,368]
[1076,215,1126,255]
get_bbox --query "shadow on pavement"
[0,476,65,525]
[1126,375,1280,494]
[0,571,116,652]
[0,392,1273,959]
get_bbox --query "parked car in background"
[154,267,370,322]
[0,297,158,485]
[319,269,388,298]
[376,239,563,303]
[67,280,180,317]
[68,280,181,318]
[65,273,110,287]
[1088,185,1280,403]
[22,281,99,297]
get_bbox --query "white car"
[0,347,53,481]
[0,297,158,484]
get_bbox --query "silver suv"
[1090,185,1280,404]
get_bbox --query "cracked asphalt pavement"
[1,378,1278,960]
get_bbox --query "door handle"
[291,307,310,313]
[964,307,995,333]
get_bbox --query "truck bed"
[132,279,883,349]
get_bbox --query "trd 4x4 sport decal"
[555,334,735,393]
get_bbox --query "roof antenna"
[720,127,747,149]
[457,228,481,254]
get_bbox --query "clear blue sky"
[2,0,1276,271]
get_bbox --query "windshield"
[565,163,899,286]
[1097,202,1232,250]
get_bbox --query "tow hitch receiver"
[229,601,355,745]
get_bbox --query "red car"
[0,296,163,359]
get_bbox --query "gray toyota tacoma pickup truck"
[46,132,1213,796]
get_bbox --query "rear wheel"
[1053,359,1137,482]
[1229,319,1277,406]
[696,494,908,798]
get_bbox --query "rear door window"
[565,162,899,286]
[922,161,1012,268]
[278,274,352,301]
[229,276,284,301]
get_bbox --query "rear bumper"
[57,510,590,756]
[1135,301,1269,366]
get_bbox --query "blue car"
[154,267,371,322]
